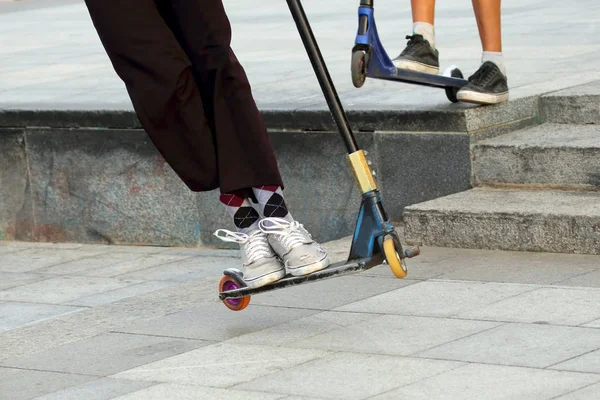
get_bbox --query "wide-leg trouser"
[84,0,283,194]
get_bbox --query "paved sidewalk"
[1,238,599,399]
[1,0,600,111]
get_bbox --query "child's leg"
[472,0,506,75]
[457,0,509,105]
[393,0,439,74]
[411,0,436,48]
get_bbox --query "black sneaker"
[457,61,509,105]
[392,34,439,75]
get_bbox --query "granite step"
[404,188,600,255]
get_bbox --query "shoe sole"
[287,256,331,277]
[392,59,439,75]
[245,269,286,289]
[457,90,509,105]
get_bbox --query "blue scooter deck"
[375,68,467,89]
[219,256,381,300]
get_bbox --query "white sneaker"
[259,218,330,277]
[214,229,285,289]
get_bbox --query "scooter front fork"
[353,0,396,78]
[346,150,391,264]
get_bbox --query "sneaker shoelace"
[213,229,272,264]
[401,35,427,56]
[259,218,311,250]
[469,63,496,86]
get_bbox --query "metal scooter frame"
[353,0,468,102]
[219,0,419,303]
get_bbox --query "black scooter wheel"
[443,66,464,103]
[351,50,368,88]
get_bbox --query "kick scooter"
[352,0,468,102]
[217,0,420,311]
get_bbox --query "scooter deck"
[373,68,467,89]
[219,256,382,300]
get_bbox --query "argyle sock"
[252,186,294,223]
[219,192,260,234]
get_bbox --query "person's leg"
[84,0,284,288]
[457,0,509,105]
[393,0,439,74]
[473,0,503,53]
[164,0,329,279]
[164,0,283,195]
[411,0,436,46]
[83,0,219,192]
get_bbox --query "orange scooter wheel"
[219,275,251,311]
[383,237,408,279]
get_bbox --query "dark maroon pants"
[84,0,283,194]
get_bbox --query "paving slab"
[0,247,108,273]
[290,314,501,357]
[553,382,600,400]
[431,251,600,286]
[252,275,420,310]
[0,275,138,304]
[74,243,170,254]
[112,343,329,388]
[0,277,217,361]
[0,332,207,376]
[0,301,83,332]
[0,245,25,255]
[156,247,239,258]
[360,245,477,280]
[369,363,600,400]
[0,366,94,400]
[550,349,600,375]
[0,271,49,290]
[109,383,286,400]
[283,397,328,400]
[115,256,237,282]
[226,311,376,347]
[234,352,464,399]
[0,240,104,250]
[29,378,154,400]
[555,270,600,288]
[36,252,193,277]
[459,287,600,326]
[583,319,600,328]
[366,244,600,285]
[336,280,534,317]
[117,303,318,341]
[66,280,178,307]
[417,323,600,368]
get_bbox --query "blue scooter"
[352,0,468,102]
